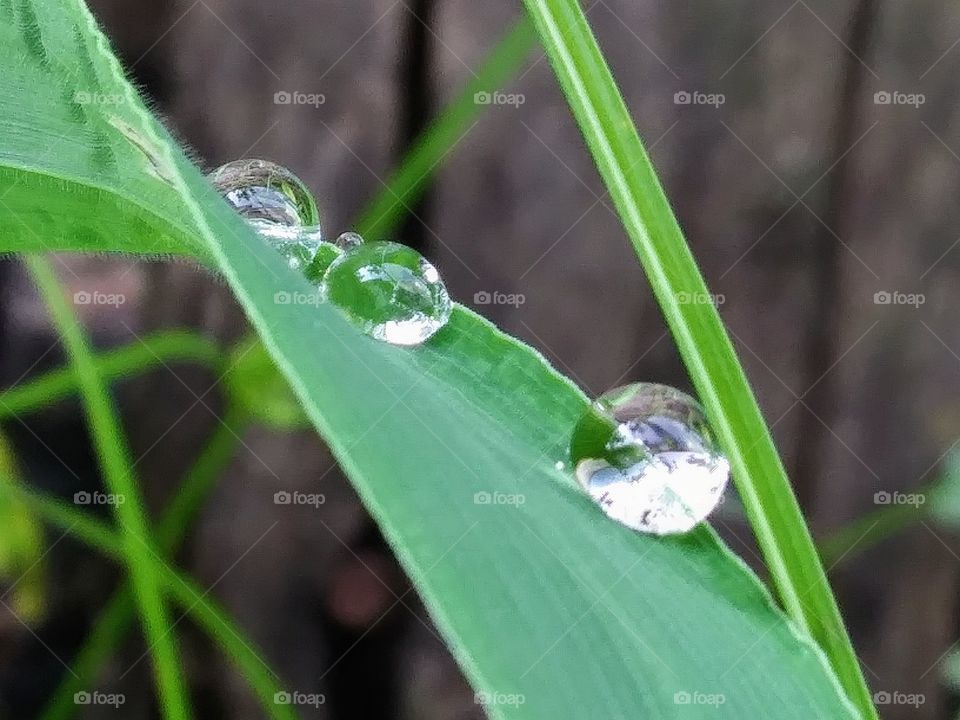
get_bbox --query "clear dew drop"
[209,159,321,229]
[335,231,363,251]
[569,383,730,535]
[322,241,452,346]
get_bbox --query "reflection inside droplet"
[209,159,320,229]
[322,241,452,346]
[569,383,729,535]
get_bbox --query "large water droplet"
[209,159,320,228]
[322,241,452,346]
[569,383,729,535]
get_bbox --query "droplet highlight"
[322,241,452,346]
[569,383,729,535]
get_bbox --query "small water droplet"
[554,461,566,472]
[335,231,363,250]
[569,383,729,535]
[323,241,452,346]
[209,159,320,228]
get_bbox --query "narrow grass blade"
[39,405,247,720]
[4,483,295,720]
[353,17,537,240]
[0,330,221,420]
[25,257,192,720]
[518,0,876,716]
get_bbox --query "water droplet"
[305,240,343,283]
[569,383,729,535]
[209,159,320,228]
[323,241,452,346]
[247,221,315,268]
[335,231,363,250]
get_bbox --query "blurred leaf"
[943,648,960,690]
[0,430,45,621]
[0,330,221,420]
[224,338,308,430]
[928,450,960,527]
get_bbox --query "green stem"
[4,483,296,720]
[819,503,928,567]
[39,404,247,720]
[352,18,537,239]
[0,330,221,420]
[25,257,192,720]
[517,1,876,717]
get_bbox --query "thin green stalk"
[39,404,247,720]
[352,17,537,239]
[4,483,295,720]
[0,330,221,420]
[25,257,192,720]
[819,503,922,567]
[518,1,876,717]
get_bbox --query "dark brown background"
[1,0,959,718]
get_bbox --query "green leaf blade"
[518,0,875,717]
[0,2,865,717]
